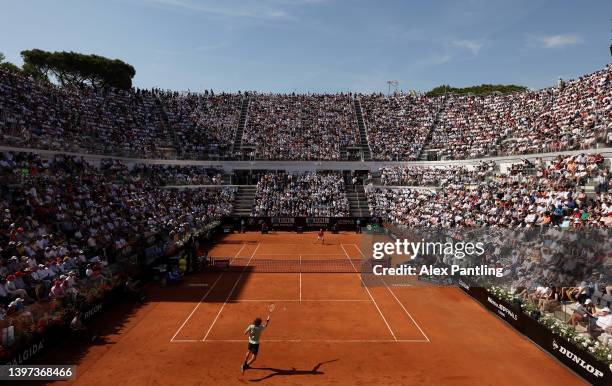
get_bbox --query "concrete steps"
[346,184,369,217]
[232,96,250,159]
[354,98,372,161]
[232,185,256,216]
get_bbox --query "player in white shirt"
[241,316,271,373]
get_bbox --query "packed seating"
[252,172,349,217]
[0,151,235,353]
[379,161,496,186]
[368,153,611,227]
[2,65,610,161]
[101,160,223,186]
[504,65,611,156]
[0,69,242,160]
[157,91,242,159]
[427,94,516,159]
[0,69,169,157]
[243,94,359,160]
[426,65,611,160]
[360,93,441,161]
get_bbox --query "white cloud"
[451,39,483,55]
[537,34,583,48]
[142,0,320,20]
[147,0,287,19]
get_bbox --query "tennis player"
[241,315,270,373]
[316,228,325,244]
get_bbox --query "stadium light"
[386,80,399,96]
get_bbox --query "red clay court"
[40,232,584,385]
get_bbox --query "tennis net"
[210,257,374,273]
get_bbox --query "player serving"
[241,313,271,373]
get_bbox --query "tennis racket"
[267,303,275,317]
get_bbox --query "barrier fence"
[0,223,222,366]
[221,216,377,232]
[458,281,610,385]
[2,283,124,366]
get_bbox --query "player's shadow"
[248,359,338,382]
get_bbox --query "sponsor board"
[4,288,122,366]
[461,286,610,385]
[486,296,518,321]
[4,340,44,365]
[271,217,295,227]
[222,217,373,231]
[457,279,470,291]
[551,340,605,379]
[82,302,104,322]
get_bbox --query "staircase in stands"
[232,96,250,159]
[155,97,181,158]
[353,98,373,161]
[346,184,369,217]
[232,185,256,216]
[418,101,446,161]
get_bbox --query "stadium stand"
[1,65,610,161]
[369,153,611,227]
[0,63,611,366]
[0,151,234,351]
[251,172,350,217]
[242,93,359,160]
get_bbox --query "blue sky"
[1,0,611,93]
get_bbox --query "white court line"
[353,243,430,342]
[340,244,397,342]
[202,243,261,341]
[228,243,247,263]
[196,339,427,343]
[233,299,370,302]
[299,254,302,301]
[170,242,247,342]
[248,253,346,256]
[170,273,225,342]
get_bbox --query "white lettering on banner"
[83,303,103,320]
[458,279,470,291]
[487,297,518,321]
[309,218,328,224]
[272,218,294,225]
[5,341,44,365]
[552,340,604,378]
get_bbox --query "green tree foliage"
[426,84,527,97]
[0,52,23,74]
[21,49,136,89]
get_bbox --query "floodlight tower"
[387,80,399,96]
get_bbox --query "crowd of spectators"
[2,65,610,161]
[251,172,349,217]
[505,65,611,156]
[360,93,441,161]
[425,65,610,160]
[243,93,359,160]
[0,151,235,354]
[379,161,496,186]
[157,91,242,159]
[0,69,168,157]
[101,160,223,186]
[0,69,242,160]
[359,65,610,161]
[428,94,516,159]
[368,153,611,227]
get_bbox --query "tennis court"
[43,232,583,385]
[170,239,429,343]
